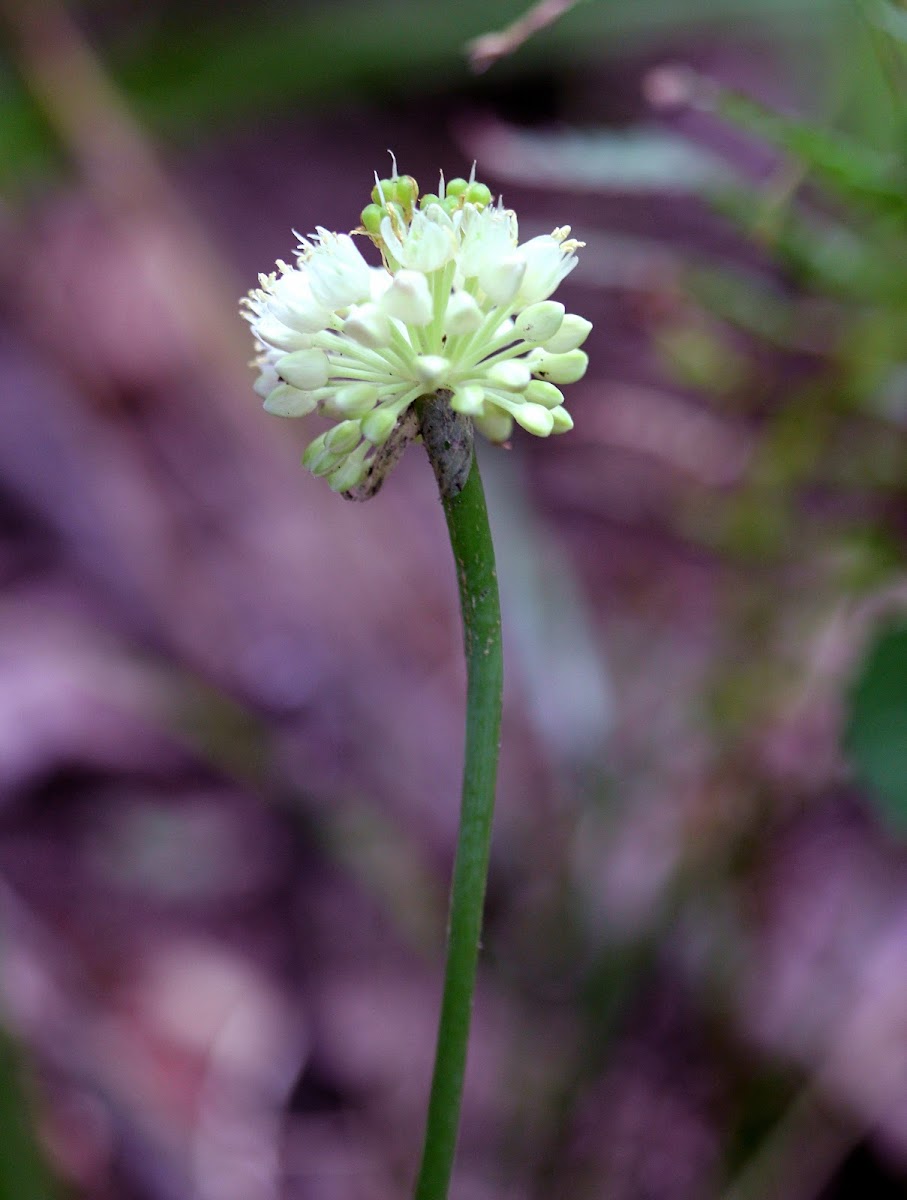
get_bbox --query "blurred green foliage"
[0,1029,55,1200]
[642,17,907,822]
[0,0,834,191]
[847,623,907,832]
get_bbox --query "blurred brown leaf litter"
[2,1,907,1198]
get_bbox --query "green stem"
[413,446,504,1200]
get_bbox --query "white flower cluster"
[242,168,591,493]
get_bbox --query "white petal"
[514,235,578,307]
[278,348,330,390]
[306,234,372,309]
[263,383,319,417]
[253,314,312,352]
[479,254,525,306]
[382,207,456,272]
[343,303,392,349]
[443,291,483,336]
[380,270,434,326]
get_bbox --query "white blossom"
[241,167,591,493]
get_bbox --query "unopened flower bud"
[327,444,370,492]
[486,360,532,391]
[451,385,485,415]
[544,314,593,353]
[513,403,555,436]
[515,301,565,343]
[550,406,574,433]
[329,383,379,417]
[414,355,451,388]
[525,380,564,409]
[528,348,589,385]
[444,291,483,336]
[475,409,513,443]
[278,348,330,390]
[325,420,362,454]
[362,406,400,445]
[302,432,342,475]
[263,383,319,417]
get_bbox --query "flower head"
[241,165,591,495]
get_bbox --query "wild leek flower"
[241,166,591,494]
[241,165,592,1200]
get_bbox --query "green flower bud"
[303,433,345,475]
[475,409,513,443]
[362,406,399,445]
[513,403,555,437]
[310,449,346,477]
[263,383,319,417]
[528,348,589,385]
[441,195,461,216]
[327,444,370,492]
[414,355,451,388]
[278,348,330,390]
[544,314,593,353]
[329,383,379,418]
[525,380,564,410]
[301,431,329,469]
[360,203,384,235]
[550,406,574,433]
[419,193,441,209]
[445,177,469,197]
[324,419,362,454]
[450,384,485,414]
[515,301,565,344]
[486,360,531,391]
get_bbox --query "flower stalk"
[414,395,503,1200]
[241,161,591,1198]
